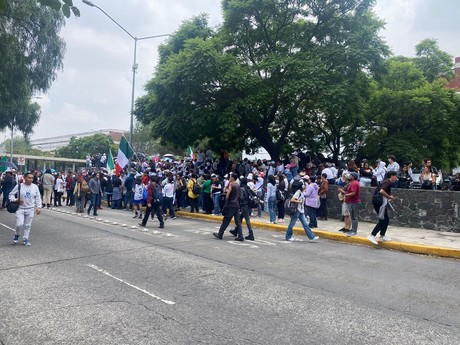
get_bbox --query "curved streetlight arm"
[82,0,135,40]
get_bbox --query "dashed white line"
[88,264,175,305]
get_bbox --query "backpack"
[238,186,249,206]
[372,187,383,205]
[142,185,149,203]
[192,181,201,195]
[81,180,90,193]
[153,184,163,205]
[284,193,297,216]
[276,188,285,202]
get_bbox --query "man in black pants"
[213,173,244,241]
[139,175,164,229]
[229,177,255,241]
[368,171,398,245]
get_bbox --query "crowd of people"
[1,149,460,246]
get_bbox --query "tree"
[55,134,116,159]
[135,0,388,160]
[0,0,66,137]
[0,0,79,18]
[415,38,454,83]
[361,58,460,170]
[1,136,48,156]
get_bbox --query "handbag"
[7,183,21,213]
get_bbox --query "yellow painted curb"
[176,211,460,259]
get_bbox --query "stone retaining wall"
[326,185,460,232]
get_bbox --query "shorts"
[133,200,143,205]
[341,203,350,216]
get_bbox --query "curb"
[176,211,460,260]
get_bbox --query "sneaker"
[309,236,319,242]
[346,231,357,237]
[23,239,31,246]
[138,214,143,219]
[229,229,237,237]
[132,214,138,218]
[171,217,177,220]
[13,234,20,244]
[213,232,222,239]
[379,236,392,242]
[286,237,296,241]
[234,237,244,241]
[245,235,255,241]
[368,235,378,245]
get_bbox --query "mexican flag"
[116,136,134,174]
[187,146,195,160]
[107,150,115,172]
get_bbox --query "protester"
[87,172,102,217]
[344,172,361,237]
[139,175,164,228]
[9,172,42,246]
[285,180,319,242]
[213,173,244,241]
[42,169,55,208]
[368,171,398,245]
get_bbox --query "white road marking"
[88,264,175,305]
[228,241,259,249]
[0,222,15,232]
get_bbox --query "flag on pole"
[187,146,194,160]
[107,150,115,172]
[116,136,134,174]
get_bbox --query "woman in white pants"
[9,172,42,246]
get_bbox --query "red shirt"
[346,180,361,204]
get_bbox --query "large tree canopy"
[0,0,66,137]
[360,58,460,170]
[135,0,389,159]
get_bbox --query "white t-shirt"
[163,183,175,198]
[293,190,305,213]
[133,183,144,201]
[9,183,42,209]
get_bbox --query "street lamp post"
[82,0,169,150]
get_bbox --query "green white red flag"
[187,146,194,160]
[116,136,134,174]
[107,150,115,172]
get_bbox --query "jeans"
[268,196,277,222]
[256,190,264,217]
[212,192,221,215]
[285,210,315,240]
[66,189,75,206]
[75,192,86,211]
[306,206,317,227]
[88,193,100,215]
[318,197,328,219]
[162,197,175,217]
[348,202,360,232]
[111,199,122,209]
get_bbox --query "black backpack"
[238,187,249,206]
[284,193,297,216]
[372,187,383,205]
[153,184,163,205]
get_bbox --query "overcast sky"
[3,0,460,143]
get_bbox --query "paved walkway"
[176,210,460,259]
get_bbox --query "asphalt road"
[0,208,459,345]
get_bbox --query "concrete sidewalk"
[176,210,460,259]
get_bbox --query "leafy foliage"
[361,58,460,170]
[55,134,117,159]
[135,0,388,160]
[0,0,66,136]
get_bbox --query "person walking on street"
[87,172,102,216]
[213,173,244,241]
[368,171,398,245]
[229,177,255,241]
[344,172,361,237]
[9,172,42,246]
[285,182,319,242]
[139,175,165,229]
[42,169,54,208]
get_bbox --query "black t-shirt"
[380,179,392,195]
[227,182,240,207]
